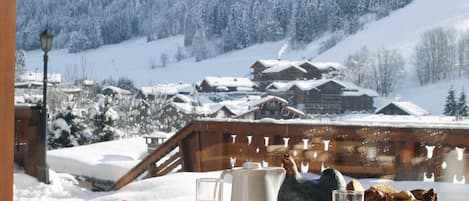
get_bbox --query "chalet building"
[18,71,62,85]
[266,79,377,114]
[197,76,255,93]
[101,86,132,97]
[215,95,305,120]
[375,101,429,116]
[137,83,193,100]
[165,95,304,120]
[211,105,237,118]
[250,59,345,88]
[14,81,47,89]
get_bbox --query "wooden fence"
[110,119,469,190]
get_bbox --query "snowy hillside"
[314,0,469,62]
[25,0,469,114]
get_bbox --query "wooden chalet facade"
[267,79,377,114]
[251,60,345,88]
[235,96,305,120]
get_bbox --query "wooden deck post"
[0,0,16,200]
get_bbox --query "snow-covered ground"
[14,139,469,201]
[47,138,148,181]
[15,169,469,201]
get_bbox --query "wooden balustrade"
[110,119,469,191]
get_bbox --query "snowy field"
[17,133,466,201]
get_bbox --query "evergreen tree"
[48,106,92,149]
[444,86,458,116]
[93,96,120,142]
[15,49,26,81]
[457,89,468,117]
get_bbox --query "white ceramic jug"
[221,162,285,201]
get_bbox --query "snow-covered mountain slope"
[25,0,469,115]
[314,0,469,62]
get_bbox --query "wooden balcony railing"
[110,119,469,191]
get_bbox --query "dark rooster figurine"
[278,153,346,201]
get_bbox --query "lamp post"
[38,27,53,184]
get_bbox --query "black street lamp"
[38,27,53,184]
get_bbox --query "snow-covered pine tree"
[117,77,137,94]
[457,89,468,117]
[192,30,210,62]
[444,86,458,116]
[93,95,120,142]
[160,53,169,67]
[15,49,26,81]
[68,31,91,53]
[174,45,187,62]
[48,117,72,149]
[48,106,92,149]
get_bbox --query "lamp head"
[40,28,53,53]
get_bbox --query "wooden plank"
[154,154,180,174]
[157,157,182,176]
[109,123,194,190]
[194,131,202,171]
[178,142,186,171]
[0,0,16,200]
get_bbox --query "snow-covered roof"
[265,81,291,92]
[140,83,193,96]
[146,131,169,138]
[256,59,344,73]
[14,96,25,104]
[273,79,345,91]
[102,86,132,95]
[202,76,254,88]
[376,101,430,116]
[257,59,307,74]
[14,81,49,88]
[262,64,307,74]
[342,88,379,97]
[203,113,469,130]
[171,94,194,103]
[249,95,288,107]
[267,79,378,97]
[19,71,61,83]
[82,80,95,86]
[170,102,214,115]
[283,106,306,117]
[304,61,346,70]
[257,59,301,68]
[236,86,255,92]
[61,88,82,93]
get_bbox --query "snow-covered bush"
[48,106,92,149]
